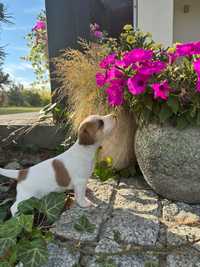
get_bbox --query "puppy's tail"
[0,167,19,179]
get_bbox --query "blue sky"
[1,0,45,87]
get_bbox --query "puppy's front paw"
[78,198,93,208]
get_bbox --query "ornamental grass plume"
[54,40,110,131]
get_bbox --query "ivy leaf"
[0,204,9,223]
[0,215,28,256]
[159,106,173,123]
[38,192,65,224]
[17,238,48,267]
[0,236,16,257]
[17,214,34,233]
[0,217,22,238]
[18,197,40,215]
[74,215,96,233]
[167,95,179,114]
[0,261,12,267]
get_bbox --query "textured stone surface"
[97,186,159,247]
[118,176,151,190]
[43,243,80,267]
[167,249,200,267]
[53,180,114,242]
[167,225,200,246]
[87,254,159,267]
[162,200,200,225]
[135,123,200,203]
[40,178,200,266]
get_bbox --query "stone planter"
[135,123,200,203]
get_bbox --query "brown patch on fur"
[52,159,71,187]
[78,120,103,146]
[17,169,29,183]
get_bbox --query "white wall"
[174,0,200,43]
[138,0,174,46]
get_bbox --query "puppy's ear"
[78,120,103,145]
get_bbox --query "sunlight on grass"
[0,107,41,115]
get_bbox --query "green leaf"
[0,261,12,267]
[74,215,96,234]
[167,95,179,114]
[18,197,40,215]
[38,192,65,223]
[0,217,22,238]
[159,106,173,123]
[0,236,16,257]
[17,214,34,233]
[0,216,24,256]
[17,238,48,267]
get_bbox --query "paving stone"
[95,237,122,253]
[42,242,80,267]
[167,225,200,246]
[162,200,200,249]
[167,249,200,267]
[53,180,114,242]
[162,200,200,225]
[114,188,159,218]
[118,176,151,190]
[98,187,159,247]
[86,254,159,267]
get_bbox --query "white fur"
[0,114,116,216]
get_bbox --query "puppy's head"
[78,114,116,146]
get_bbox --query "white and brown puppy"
[0,114,116,216]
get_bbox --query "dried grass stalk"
[54,41,110,130]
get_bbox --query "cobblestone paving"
[44,177,200,267]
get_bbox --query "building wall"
[173,0,200,43]
[138,0,174,46]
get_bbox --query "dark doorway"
[45,0,133,94]
[90,0,133,37]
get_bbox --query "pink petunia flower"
[123,48,153,66]
[137,61,166,76]
[151,80,171,100]
[115,59,127,68]
[196,76,200,92]
[176,42,194,56]
[33,20,46,31]
[193,41,200,54]
[193,59,200,75]
[127,73,148,95]
[168,52,178,65]
[176,42,200,57]
[106,82,124,106]
[107,67,124,80]
[96,72,107,87]
[99,53,116,69]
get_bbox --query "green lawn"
[0,107,41,115]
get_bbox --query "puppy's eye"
[98,119,104,128]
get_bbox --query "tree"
[0,3,11,90]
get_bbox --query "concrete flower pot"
[135,123,200,203]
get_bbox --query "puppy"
[0,114,116,216]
